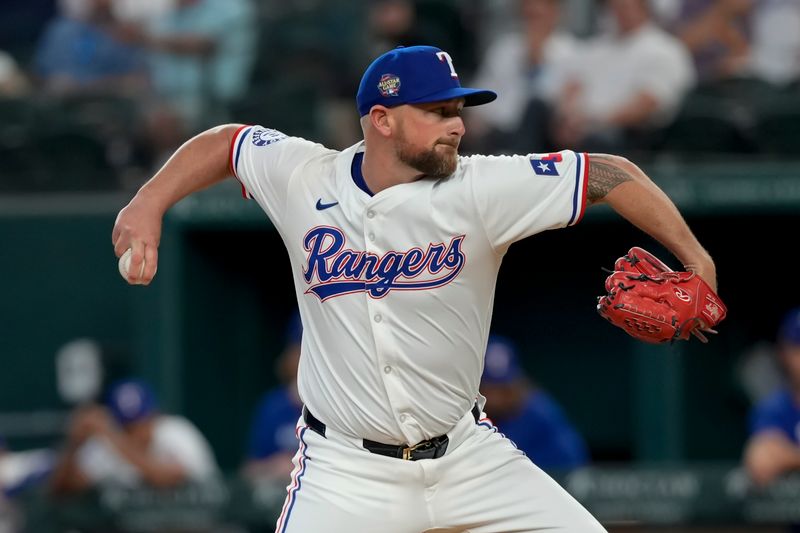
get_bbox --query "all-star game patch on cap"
[356,45,497,117]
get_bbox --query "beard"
[395,133,459,180]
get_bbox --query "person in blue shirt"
[242,312,303,481]
[33,0,147,94]
[745,308,800,487]
[480,335,588,473]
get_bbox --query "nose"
[449,116,466,139]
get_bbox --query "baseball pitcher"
[113,45,725,532]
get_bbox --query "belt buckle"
[402,441,425,461]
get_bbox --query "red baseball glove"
[597,247,727,344]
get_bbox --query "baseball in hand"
[118,248,145,282]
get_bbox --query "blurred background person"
[49,378,218,494]
[0,435,55,533]
[365,0,427,59]
[32,0,148,97]
[744,308,800,487]
[551,0,696,153]
[672,0,753,84]
[466,0,579,154]
[0,436,56,496]
[480,336,589,473]
[112,0,257,165]
[242,313,303,482]
[748,0,800,87]
[327,0,473,150]
[0,51,29,97]
[0,436,21,533]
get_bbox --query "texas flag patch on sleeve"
[529,155,561,176]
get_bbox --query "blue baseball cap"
[481,335,523,384]
[779,308,800,345]
[107,379,157,425]
[356,45,497,117]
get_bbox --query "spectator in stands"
[330,0,477,149]
[365,0,427,59]
[0,435,55,533]
[116,0,256,131]
[242,313,303,481]
[551,0,696,153]
[0,437,55,497]
[467,0,578,154]
[49,378,218,494]
[327,0,446,150]
[481,336,588,472]
[0,50,29,97]
[672,0,753,83]
[108,0,256,167]
[744,308,800,486]
[0,436,20,533]
[748,0,800,86]
[32,0,147,96]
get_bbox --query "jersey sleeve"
[469,150,588,251]
[228,125,331,226]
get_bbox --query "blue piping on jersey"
[351,152,375,197]
[568,153,582,226]
[234,126,253,176]
[279,426,309,533]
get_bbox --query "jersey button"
[383,365,392,374]
[399,414,408,422]
[368,232,375,242]
[374,314,382,323]
[367,210,375,219]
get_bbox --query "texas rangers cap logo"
[377,73,401,97]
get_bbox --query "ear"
[369,106,393,138]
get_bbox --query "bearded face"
[394,128,459,179]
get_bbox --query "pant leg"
[275,425,432,533]
[431,423,607,533]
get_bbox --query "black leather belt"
[302,405,481,461]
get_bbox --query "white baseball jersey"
[230,126,587,447]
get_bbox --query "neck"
[617,19,647,36]
[361,144,423,194]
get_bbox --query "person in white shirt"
[112,45,718,532]
[50,379,218,493]
[552,0,696,152]
[749,0,800,86]
[468,0,579,152]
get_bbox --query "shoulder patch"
[529,154,562,176]
[252,128,287,146]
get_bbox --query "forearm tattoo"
[587,155,634,203]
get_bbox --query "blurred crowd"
[1,0,799,192]
[2,306,800,531]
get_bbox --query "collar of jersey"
[350,150,374,197]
